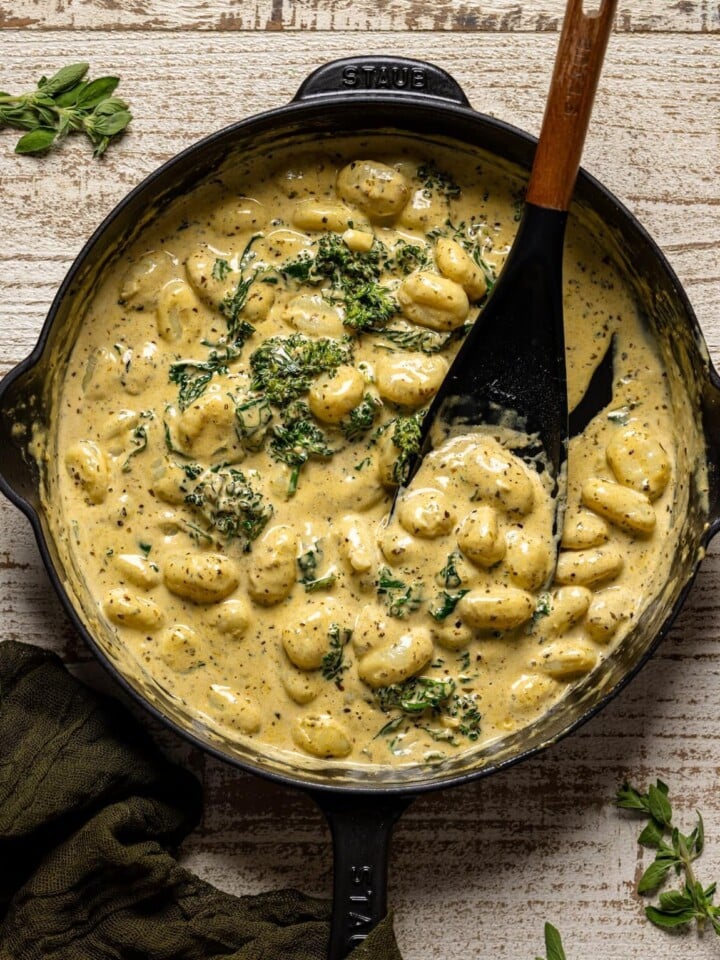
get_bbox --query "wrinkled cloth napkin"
[0,641,401,960]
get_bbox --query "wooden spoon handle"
[526,0,618,211]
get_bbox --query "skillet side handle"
[293,56,470,107]
[311,791,414,959]
[701,368,720,528]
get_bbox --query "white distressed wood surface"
[3,0,720,33]
[1,9,719,959]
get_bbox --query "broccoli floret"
[392,241,430,274]
[249,334,353,405]
[269,401,333,495]
[183,465,273,550]
[341,394,381,442]
[343,282,398,331]
[390,411,424,484]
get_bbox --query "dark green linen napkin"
[0,641,401,960]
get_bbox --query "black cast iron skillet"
[1,57,719,959]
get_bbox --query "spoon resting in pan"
[397,0,619,560]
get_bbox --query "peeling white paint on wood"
[0,5,719,958]
[1,0,717,34]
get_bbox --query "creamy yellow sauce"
[48,137,678,768]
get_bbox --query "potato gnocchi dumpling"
[54,138,678,768]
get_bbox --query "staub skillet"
[0,54,718,958]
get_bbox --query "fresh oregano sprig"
[0,62,131,156]
[535,922,567,960]
[616,779,720,934]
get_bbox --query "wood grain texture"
[0,10,719,959]
[1,0,718,33]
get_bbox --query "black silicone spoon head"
[409,201,569,506]
[396,0,618,542]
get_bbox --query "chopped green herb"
[430,589,470,621]
[234,395,273,451]
[212,258,231,281]
[317,232,384,286]
[457,650,471,672]
[417,161,461,201]
[163,418,186,456]
[120,422,148,473]
[532,592,552,625]
[390,411,424,485]
[440,551,463,589]
[182,463,204,481]
[169,346,239,409]
[138,542,152,556]
[370,322,470,354]
[376,676,456,714]
[220,276,256,346]
[451,694,482,740]
[281,253,314,283]
[377,566,424,618]
[354,456,372,471]
[374,715,404,739]
[297,541,337,592]
[427,218,495,295]
[392,241,430,274]
[321,624,353,687]
[283,232,385,288]
[219,234,262,345]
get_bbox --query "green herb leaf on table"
[0,62,131,157]
[616,780,720,934]
[535,922,567,960]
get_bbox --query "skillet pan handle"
[294,56,470,107]
[310,791,414,959]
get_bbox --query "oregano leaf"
[648,782,672,826]
[638,857,674,894]
[14,127,57,154]
[39,62,89,96]
[646,905,696,928]
[543,923,567,960]
[638,819,664,848]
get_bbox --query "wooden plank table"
[1,3,718,956]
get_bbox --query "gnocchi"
[65,441,109,504]
[53,138,679,769]
[397,272,470,331]
[163,552,240,604]
[336,160,409,220]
